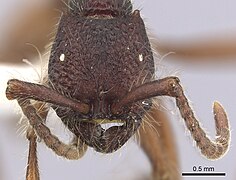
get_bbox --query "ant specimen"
[5,0,230,179]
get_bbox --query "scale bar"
[182,172,226,176]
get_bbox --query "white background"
[0,0,236,180]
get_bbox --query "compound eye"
[60,53,65,62]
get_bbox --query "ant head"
[69,0,133,17]
[48,0,153,153]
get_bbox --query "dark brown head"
[48,0,155,153]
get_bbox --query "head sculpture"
[48,0,154,153]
